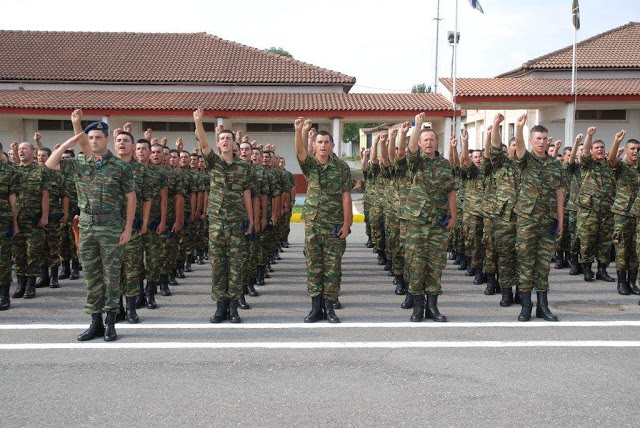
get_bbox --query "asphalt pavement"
[1,222,639,427]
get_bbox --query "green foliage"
[265,47,293,58]
[411,83,432,93]
[342,122,381,145]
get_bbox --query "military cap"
[83,121,109,134]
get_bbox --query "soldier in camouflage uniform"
[194,107,253,324]
[553,146,572,269]
[59,150,80,281]
[368,135,387,266]
[11,141,51,300]
[513,114,563,322]
[161,144,184,288]
[388,126,407,296]
[48,112,136,342]
[608,130,640,295]
[178,150,199,276]
[32,145,64,289]
[249,146,268,294]
[404,113,456,322]
[0,143,19,310]
[460,131,486,285]
[262,150,281,277]
[577,127,616,283]
[489,115,520,307]
[479,130,499,295]
[296,118,352,323]
[565,137,584,275]
[361,148,373,248]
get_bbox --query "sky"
[1,0,638,93]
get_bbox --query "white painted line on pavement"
[1,341,640,350]
[1,321,640,330]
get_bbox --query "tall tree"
[342,123,381,146]
[411,83,432,93]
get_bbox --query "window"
[141,121,215,132]
[508,123,515,141]
[37,120,92,131]
[575,110,627,121]
[246,123,318,133]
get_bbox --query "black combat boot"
[466,263,477,277]
[401,293,413,309]
[116,296,126,322]
[275,251,282,261]
[304,296,323,323]
[324,299,340,323]
[583,263,594,281]
[49,265,60,288]
[239,288,251,310]
[628,269,640,295]
[247,281,259,297]
[135,281,146,309]
[168,271,178,286]
[267,263,273,273]
[210,299,228,323]
[176,261,186,279]
[332,298,341,309]
[12,275,27,298]
[145,282,157,309]
[500,287,514,307]
[256,265,266,286]
[77,313,105,341]
[377,251,387,266]
[159,275,172,297]
[410,295,424,322]
[454,252,462,265]
[617,270,630,295]
[596,263,615,282]
[535,291,558,321]
[70,261,80,280]
[185,256,193,273]
[448,250,456,261]
[384,260,392,271]
[198,250,206,265]
[35,265,50,288]
[394,275,406,295]
[568,253,580,275]
[104,312,118,341]
[457,256,468,271]
[484,273,496,295]
[425,294,447,322]
[59,261,71,279]
[0,285,10,310]
[554,252,565,269]
[365,238,373,248]
[229,299,241,323]
[473,270,485,285]
[514,289,522,305]
[24,277,36,299]
[518,291,533,322]
[125,296,139,323]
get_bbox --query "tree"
[411,83,432,93]
[265,47,293,58]
[342,123,381,146]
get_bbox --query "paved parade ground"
[2,223,640,427]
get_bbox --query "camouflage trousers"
[60,222,78,263]
[210,219,245,301]
[197,218,209,252]
[78,222,123,314]
[406,220,448,295]
[304,222,346,301]
[363,201,371,239]
[178,218,194,262]
[13,219,45,277]
[452,208,465,255]
[386,212,402,275]
[120,231,143,297]
[257,226,272,266]
[494,211,517,290]
[483,217,497,274]
[162,231,178,276]
[613,214,638,271]
[0,230,11,288]
[555,213,570,255]
[143,231,164,283]
[399,219,409,282]
[248,234,260,285]
[516,215,555,293]
[567,209,580,256]
[577,207,613,265]
[384,208,394,259]
[463,212,484,269]
[43,220,61,266]
[369,203,385,253]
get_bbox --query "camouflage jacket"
[299,154,352,227]
[461,162,485,217]
[0,161,19,227]
[612,159,639,217]
[127,158,150,217]
[164,166,185,222]
[565,162,582,212]
[394,157,411,219]
[17,162,52,218]
[204,151,251,222]
[146,163,168,221]
[179,169,197,214]
[48,168,64,217]
[61,150,134,219]
[404,150,455,224]
[489,146,519,221]
[514,151,565,221]
[578,155,615,212]
[265,167,281,218]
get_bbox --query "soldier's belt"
[79,212,122,225]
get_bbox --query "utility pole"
[433,0,442,93]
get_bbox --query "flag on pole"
[468,0,484,14]
[572,0,580,29]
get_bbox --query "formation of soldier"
[1,108,295,341]
[363,112,640,322]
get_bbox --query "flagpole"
[451,0,459,139]
[569,7,578,147]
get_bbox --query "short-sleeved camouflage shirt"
[165,166,185,222]
[17,162,52,218]
[514,151,565,221]
[612,159,639,217]
[146,163,168,220]
[578,155,616,212]
[0,161,19,227]
[489,146,519,220]
[404,150,455,224]
[204,151,251,222]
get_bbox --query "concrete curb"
[290,213,364,223]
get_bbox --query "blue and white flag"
[469,0,484,14]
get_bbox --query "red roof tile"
[499,22,640,77]
[0,90,452,115]
[0,31,356,87]
[439,77,640,98]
